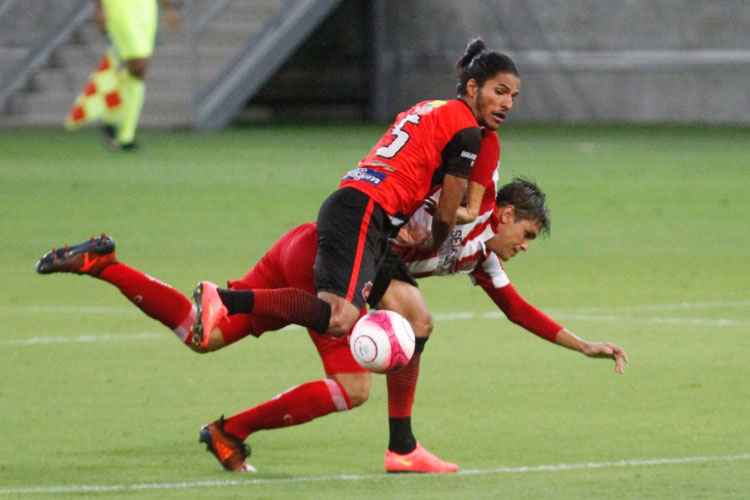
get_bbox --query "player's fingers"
[614,353,626,374]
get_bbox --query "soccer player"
[34,180,627,474]
[66,0,177,150]
[189,38,522,353]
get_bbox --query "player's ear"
[500,205,515,224]
[466,78,479,99]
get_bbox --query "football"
[349,310,416,373]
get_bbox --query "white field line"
[2,332,161,346]
[3,308,748,347]
[2,300,748,316]
[1,452,749,496]
[569,300,750,313]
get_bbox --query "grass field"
[1,124,749,499]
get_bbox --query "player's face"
[468,72,520,130]
[489,207,541,261]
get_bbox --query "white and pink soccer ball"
[349,310,416,373]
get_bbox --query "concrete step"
[2,0,307,128]
[25,66,202,94]
[6,90,192,126]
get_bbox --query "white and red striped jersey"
[395,187,562,343]
[398,188,507,286]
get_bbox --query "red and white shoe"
[384,443,459,473]
[191,281,227,350]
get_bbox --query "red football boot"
[191,281,227,350]
[384,443,459,473]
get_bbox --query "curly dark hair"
[495,178,550,235]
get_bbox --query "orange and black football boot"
[35,234,116,276]
[199,416,256,472]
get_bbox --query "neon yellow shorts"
[102,0,158,60]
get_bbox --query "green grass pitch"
[1,124,749,499]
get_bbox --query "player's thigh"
[102,0,157,59]
[378,279,433,338]
[315,188,391,311]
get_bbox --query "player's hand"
[581,341,629,374]
[395,224,429,248]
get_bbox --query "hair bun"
[457,38,486,69]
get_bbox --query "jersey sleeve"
[469,132,500,187]
[440,127,482,178]
[470,255,562,342]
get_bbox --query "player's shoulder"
[409,99,477,128]
[481,129,500,149]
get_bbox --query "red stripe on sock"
[345,198,375,302]
[387,352,421,418]
[223,379,350,441]
[98,263,192,331]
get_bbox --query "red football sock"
[387,352,421,418]
[223,379,351,441]
[98,263,194,342]
[252,288,331,334]
[217,313,289,345]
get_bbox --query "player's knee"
[344,381,370,408]
[334,374,371,408]
[318,293,355,336]
[346,384,370,408]
[326,314,356,336]
[325,303,359,336]
[411,312,434,339]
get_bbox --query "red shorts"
[224,223,367,376]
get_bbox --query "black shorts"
[367,247,418,308]
[314,188,396,309]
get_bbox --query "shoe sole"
[191,283,205,348]
[36,236,115,274]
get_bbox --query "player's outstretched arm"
[554,328,629,374]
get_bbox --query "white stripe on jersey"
[401,190,509,288]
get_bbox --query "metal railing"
[0,0,93,113]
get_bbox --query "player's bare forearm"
[431,174,467,250]
[555,328,629,374]
[455,181,485,224]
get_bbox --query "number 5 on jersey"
[376,114,421,159]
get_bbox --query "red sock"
[252,288,331,334]
[217,313,289,345]
[387,352,421,417]
[223,379,351,441]
[98,263,194,342]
